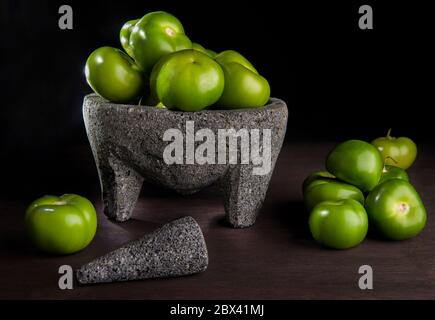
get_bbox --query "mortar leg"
[222,165,272,228]
[98,156,144,222]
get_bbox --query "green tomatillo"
[150,49,224,111]
[309,199,368,249]
[365,179,426,240]
[215,50,258,73]
[215,50,270,108]
[85,46,144,103]
[126,11,192,74]
[25,194,97,255]
[206,49,217,58]
[302,170,335,193]
[120,19,139,58]
[192,42,217,58]
[304,179,365,211]
[379,165,409,185]
[326,140,383,193]
[371,129,417,170]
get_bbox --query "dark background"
[0,0,433,199]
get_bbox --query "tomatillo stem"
[387,128,392,139]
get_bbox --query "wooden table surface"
[1,142,434,300]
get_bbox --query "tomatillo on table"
[85,46,144,103]
[379,165,409,185]
[302,171,335,193]
[309,199,368,249]
[215,50,270,108]
[365,179,426,240]
[326,140,383,193]
[126,11,192,74]
[25,194,97,255]
[150,49,224,111]
[304,179,365,211]
[371,129,417,170]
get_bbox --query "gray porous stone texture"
[76,216,208,284]
[83,94,288,228]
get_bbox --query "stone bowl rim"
[84,94,286,114]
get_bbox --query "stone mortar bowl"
[83,94,288,228]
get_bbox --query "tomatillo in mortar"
[304,179,365,211]
[85,46,144,103]
[150,49,224,111]
[192,42,217,58]
[372,129,417,170]
[326,140,383,192]
[127,11,192,74]
[120,18,139,58]
[365,179,426,240]
[379,165,409,185]
[309,199,368,249]
[25,194,97,255]
[215,50,258,73]
[215,50,270,108]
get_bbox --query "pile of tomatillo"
[85,11,270,111]
[303,130,426,249]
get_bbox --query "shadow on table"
[104,217,160,237]
[203,197,319,249]
[0,230,29,252]
[262,199,320,249]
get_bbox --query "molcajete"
[83,94,288,228]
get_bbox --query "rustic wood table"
[1,142,434,299]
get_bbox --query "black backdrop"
[0,0,433,197]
